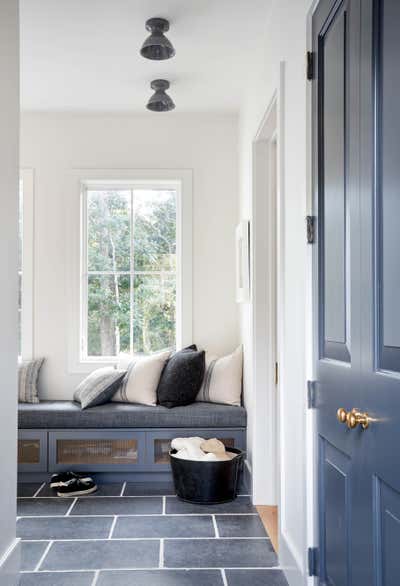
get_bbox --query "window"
[68,169,192,371]
[19,169,34,359]
[82,186,177,359]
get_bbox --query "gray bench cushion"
[18,401,247,429]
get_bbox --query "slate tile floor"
[17,482,288,586]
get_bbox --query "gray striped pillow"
[74,367,126,410]
[18,358,45,404]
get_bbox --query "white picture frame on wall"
[235,220,250,303]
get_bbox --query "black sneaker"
[57,478,97,497]
[50,471,92,489]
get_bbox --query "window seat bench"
[18,401,247,484]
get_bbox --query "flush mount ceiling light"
[146,79,175,112]
[140,18,175,60]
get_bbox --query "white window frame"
[67,169,193,373]
[19,168,35,360]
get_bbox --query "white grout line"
[34,540,53,572]
[162,496,166,515]
[212,515,220,538]
[108,516,118,539]
[221,568,228,586]
[159,539,164,568]
[18,495,164,499]
[65,498,78,516]
[91,570,100,586]
[120,482,127,497]
[21,566,283,573]
[32,483,46,498]
[21,537,270,542]
[18,513,258,518]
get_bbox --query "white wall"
[20,113,239,399]
[0,0,19,582]
[238,1,314,584]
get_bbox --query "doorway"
[252,91,282,553]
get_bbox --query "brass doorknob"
[346,408,370,430]
[337,407,348,423]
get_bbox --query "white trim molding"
[66,168,193,374]
[0,539,20,585]
[20,168,35,361]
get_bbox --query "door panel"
[375,0,400,373]
[373,477,400,586]
[319,438,351,586]
[320,3,351,363]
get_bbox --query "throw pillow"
[112,350,171,406]
[157,346,205,409]
[196,345,243,406]
[18,358,45,404]
[74,367,126,410]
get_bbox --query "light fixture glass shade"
[146,79,175,112]
[140,18,175,60]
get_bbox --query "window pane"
[87,274,130,356]
[87,190,131,272]
[133,273,176,353]
[133,190,176,272]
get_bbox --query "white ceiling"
[20,0,271,113]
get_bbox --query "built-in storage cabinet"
[48,431,146,472]
[18,427,246,475]
[18,430,47,472]
[147,429,246,471]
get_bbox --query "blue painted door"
[312,0,400,584]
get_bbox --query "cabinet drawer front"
[146,429,246,470]
[18,430,48,472]
[49,431,146,472]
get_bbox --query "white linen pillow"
[112,350,171,406]
[196,346,243,406]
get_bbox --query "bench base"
[18,426,247,484]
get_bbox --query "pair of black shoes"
[50,472,97,497]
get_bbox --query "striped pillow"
[18,358,45,404]
[196,346,243,406]
[74,367,126,410]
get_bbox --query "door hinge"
[308,547,319,577]
[307,51,315,80]
[274,362,279,386]
[307,380,317,409]
[306,215,316,244]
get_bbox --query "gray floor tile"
[113,515,214,538]
[97,569,224,586]
[19,571,94,585]
[164,538,277,568]
[17,515,113,540]
[18,483,43,497]
[166,496,257,515]
[41,539,159,571]
[71,496,162,516]
[226,569,288,586]
[216,515,268,537]
[21,541,49,571]
[37,482,123,497]
[124,482,176,496]
[17,498,74,517]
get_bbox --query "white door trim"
[251,64,285,509]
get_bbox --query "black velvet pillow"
[157,346,205,409]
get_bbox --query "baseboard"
[279,530,305,586]
[242,459,252,494]
[0,539,20,586]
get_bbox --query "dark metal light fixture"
[146,79,175,112]
[140,18,175,60]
